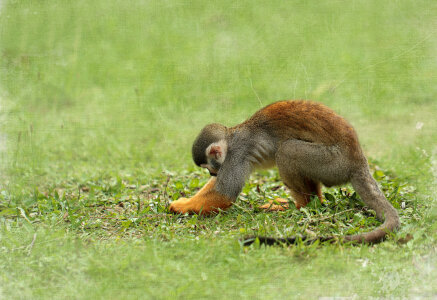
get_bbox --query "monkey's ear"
[208,145,222,160]
[206,140,227,163]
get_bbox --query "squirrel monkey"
[169,100,400,244]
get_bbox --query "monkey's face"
[201,158,221,176]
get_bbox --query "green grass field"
[1,0,437,298]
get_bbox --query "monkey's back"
[246,101,362,158]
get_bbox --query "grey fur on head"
[192,123,227,166]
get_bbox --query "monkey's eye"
[200,163,218,176]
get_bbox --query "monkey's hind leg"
[284,177,322,209]
[259,178,322,211]
[273,139,350,209]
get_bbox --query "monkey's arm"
[169,147,251,216]
[168,177,233,215]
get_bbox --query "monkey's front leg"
[169,177,233,215]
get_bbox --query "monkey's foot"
[259,198,290,211]
[169,193,232,216]
[294,195,323,210]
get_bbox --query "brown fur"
[242,100,363,161]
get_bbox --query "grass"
[1,0,437,298]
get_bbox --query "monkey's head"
[192,123,228,176]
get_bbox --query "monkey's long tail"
[240,236,335,246]
[345,167,400,243]
[242,168,400,246]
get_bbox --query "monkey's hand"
[169,177,233,215]
[259,198,290,211]
[259,197,321,210]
